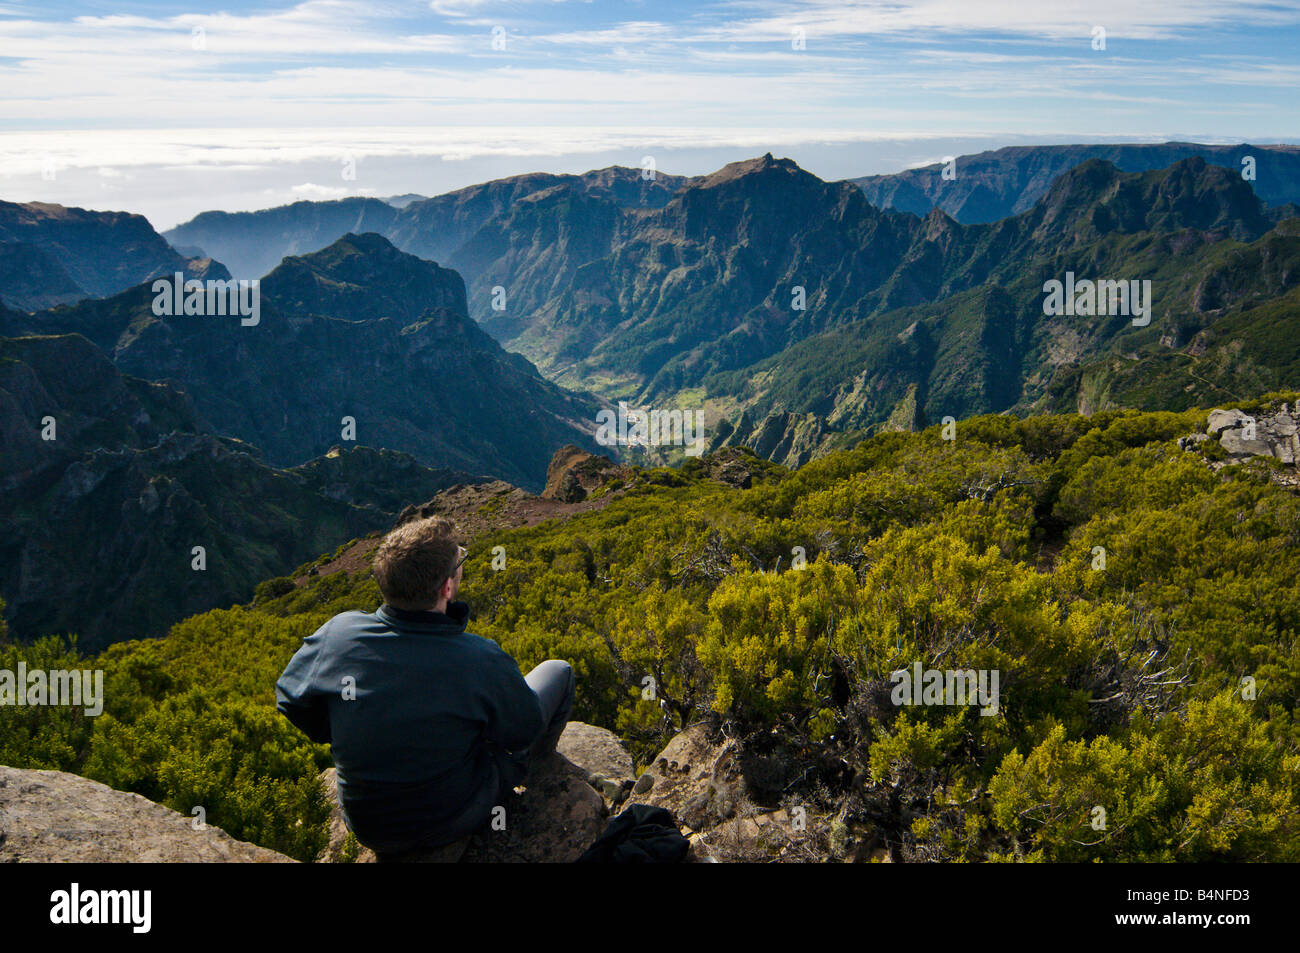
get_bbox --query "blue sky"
[2,0,1298,228]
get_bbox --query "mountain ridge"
[3,232,603,490]
[165,165,696,284]
[853,141,1300,223]
[0,200,224,311]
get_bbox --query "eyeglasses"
[451,545,468,575]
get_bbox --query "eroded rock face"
[632,724,745,833]
[714,409,830,470]
[541,446,630,502]
[0,765,292,862]
[699,447,761,489]
[630,724,764,860]
[1207,408,1251,435]
[628,724,872,862]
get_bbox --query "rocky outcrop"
[461,755,606,864]
[541,445,631,502]
[1181,404,1300,486]
[629,724,746,832]
[1206,406,1299,464]
[316,720,836,863]
[0,765,292,862]
[696,446,779,489]
[629,724,857,862]
[556,720,637,803]
[4,720,875,863]
[318,756,608,864]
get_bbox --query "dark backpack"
[575,804,690,863]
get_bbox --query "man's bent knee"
[527,659,574,704]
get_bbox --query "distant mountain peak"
[1041,156,1125,200]
[272,230,423,273]
[696,153,802,189]
[383,193,426,208]
[1030,155,1269,241]
[262,230,468,322]
[923,206,958,237]
[321,230,398,255]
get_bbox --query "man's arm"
[275,623,332,745]
[482,649,545,752]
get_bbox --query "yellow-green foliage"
[988,694,1300,862]
[2,404,1298,861]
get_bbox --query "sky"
[2,0,1299,229]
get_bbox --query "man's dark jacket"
[275,601,544,853]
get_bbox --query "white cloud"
[0,2,462,59]
[535,21,674,45]
[287,182,357,198]
[700,0,1300,42]
[0,0,1295,217]
[0,125,971,179]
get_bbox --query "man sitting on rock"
[275,516,574,859]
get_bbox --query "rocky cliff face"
[0,241,85,310]
[540,445,632,502]
[709,408,836,469]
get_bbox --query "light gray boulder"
[0,765,292,862]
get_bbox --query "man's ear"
[441,576,456,603]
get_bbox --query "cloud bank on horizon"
[2,0,1297,227]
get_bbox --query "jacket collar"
[376,600,470,631]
